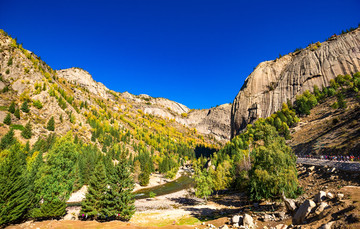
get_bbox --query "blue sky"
[1,0,359,109]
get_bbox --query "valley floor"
[6,160,360,229]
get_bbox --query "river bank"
[133,167,192,192]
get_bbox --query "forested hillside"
[0,29,224,225]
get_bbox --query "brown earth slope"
[289,93,360,156]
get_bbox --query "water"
[133,175,194,199]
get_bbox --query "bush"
[295,90,318,115]
[5,69,10,74]
[33,100,43,109]
[10,124,24,131]
[181,113,188,118]
[149,192,156,198]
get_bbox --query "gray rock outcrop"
[293,199,316,224]
[231,29,360,138]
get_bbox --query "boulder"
[282,192,297,212]
[232,215,241,223]
[243,214,254,228]
[219,225,229,229]
[307,166,315,172]
[314,191,327,203]
[315,202,329,215]
[337,193,344,200]
[320,221,335,229]
[292,199,316,224]
[326,192,334,199]
[275,224,288,229]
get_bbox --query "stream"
[133,175,194,199]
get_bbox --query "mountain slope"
[0,29,230,158]
[231,28,360,138]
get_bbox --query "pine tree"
[80,161,108,220]
[0,129,15,150]
[111,159,135,221]
[0,144,29,225]
[8,101,15,113]
[21,122,32,139]
[14,108,20,119]
[21,101,29,113]
[46,116,55,131]
[3,113,11,125]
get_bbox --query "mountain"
[231,28,360,138]
[0,29,230,156]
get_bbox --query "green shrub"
[33,100,43,109]
[181,113,188,118]
[10,124,24,131]
[5,69,10,74]
[7,57,13,66]
[149,191,156,198]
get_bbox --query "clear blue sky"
[1,0,359,109]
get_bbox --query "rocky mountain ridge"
[0,29,231,155]
[56,67,231,140]
[231,28,360,138]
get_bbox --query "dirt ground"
[6,164,360,229]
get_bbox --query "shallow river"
[133,176,193,199]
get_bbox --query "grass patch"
[176,216,201,225]
[0,106,8,111]
[10,124,24,131]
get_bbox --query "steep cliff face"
[231,29,360,138]
[187,104,231,140]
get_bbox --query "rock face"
[187,104,232,140]
[57,68,110,99]
[231,29,360,138]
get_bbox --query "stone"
[315,202,329,215]
[314,191,327,203]
[275,224,288,229]
[320,221,335,229]
[278,211,286,220]
[307,166,315,172]
[263,214,271,222]
[282,192,297,212]
[231,28,360,137]
[292,199,316,225]
[243,214,254,228]
[232,215,241,223]
[233,223,239,227]
[220,225,229,229]
[327,192,334,199]
[337,193,344,200]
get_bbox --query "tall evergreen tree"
[80,161,108,220]
[0,144,29,225]
[21,122,32,139]
[21,101,29,113]
[14,108,20,119]
[46,116,55,131]
[0,129,15,150]
[3,113,11,125]
[8,101,15,113]
[111,159,135,221]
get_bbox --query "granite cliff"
[231,28,360,138]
